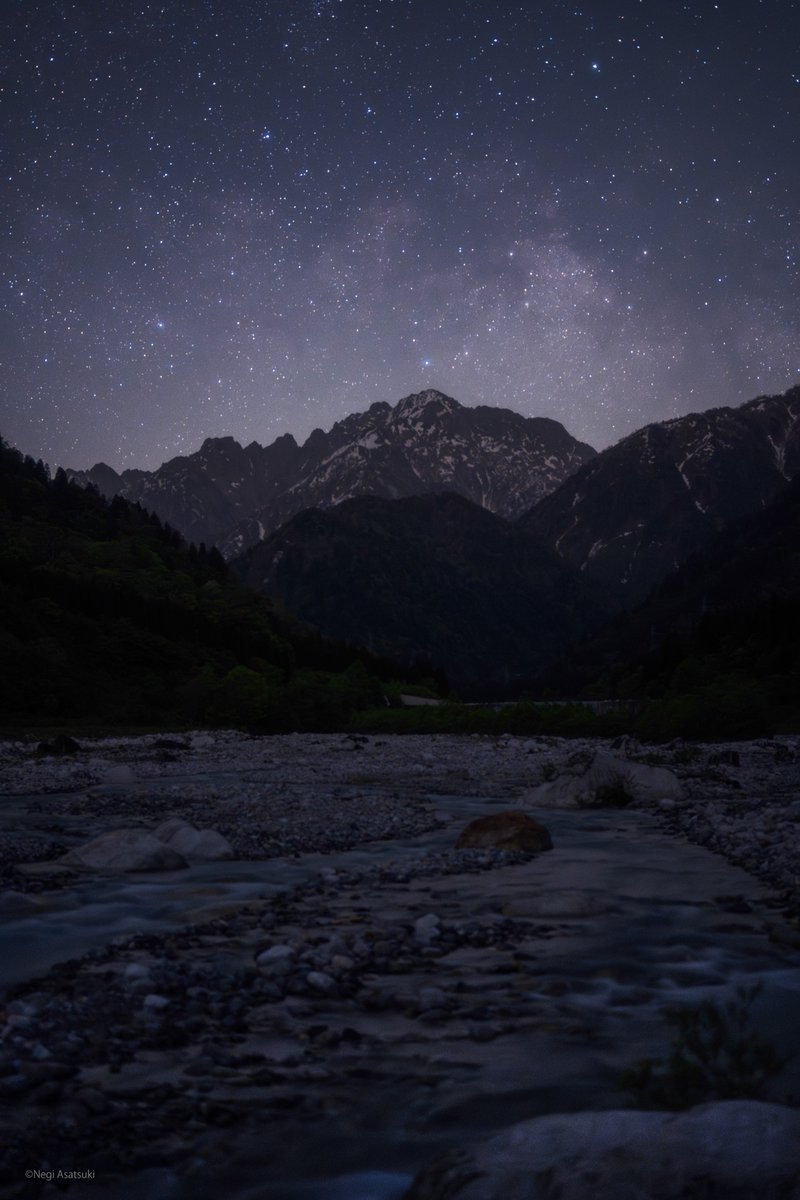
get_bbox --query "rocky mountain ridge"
[520,386,800,608]
[67,390,596,558]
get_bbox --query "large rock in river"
[60,830,187,872]
[456,811,553,853]
[406,1100,800,1199]
[166,825,235,862]
[153,818,235,861]
[522,752,684,809]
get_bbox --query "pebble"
[1,730,799,1188]
[414,913,441,944]
[143,994,170,1010]
[306,971,337,995]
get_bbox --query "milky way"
[2,0,799,469]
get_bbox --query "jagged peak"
[199,435,243,454]
[393,389,460,418]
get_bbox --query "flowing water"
[2,779,799,1199]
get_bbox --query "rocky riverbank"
[0,731,798,1198]
[1,730,798,911]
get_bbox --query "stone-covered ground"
[0,730,798,1198]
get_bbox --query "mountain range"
[63,382,800,700]
[68,389,595,559]
[6,386,799,732]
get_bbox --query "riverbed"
[1,732,798,1199]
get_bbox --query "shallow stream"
[2,780,799,1200]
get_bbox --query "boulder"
[406,1101,800,1199]
[456,811,553,853]
[152,818,235,861]
[165,825,235,862]
[152,817,192,843]
[522,752,684,809]
[60,830,187,872]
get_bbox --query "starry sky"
[3,0,799,471]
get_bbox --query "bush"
[619,985,787,1110]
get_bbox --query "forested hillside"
[0,439,424,730]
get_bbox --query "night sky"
[3,1,799,471]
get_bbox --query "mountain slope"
[520,386,800,609]
[236,491,606,697]
[544,471,800,736]
[0,439,419,729]
[68,390,595,558]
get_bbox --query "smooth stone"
[152,817,192,843]
[456,811,553,853]
[123,963,153,981]
[406,1101,800,1199]
[256,944,295,965]
[414,913,442,944]
[166,826,235,862]
[60,830,188,872]
[523,752,685,809]
[306,971,337,994]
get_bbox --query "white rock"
[414,913,441,944]
[256,944,295,965]
[407,1101,800,1199]
[152,817,192,843]
[124,963,152,980]
[521,752,685,809]
[166,826,235,862]
[60,830,187,872]
[143,994,169,1010]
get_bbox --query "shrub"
[619,985,787,1110]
